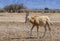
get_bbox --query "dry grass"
[0,22,60,41]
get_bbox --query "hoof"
[29,36,33,38]
[29,37,37,39]
[39,36,45,39]
[39,37,41,38]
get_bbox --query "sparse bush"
[0,9,5,13]
[4,4,26,13]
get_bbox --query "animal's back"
[28,15,50,26]
[34,15,50,26]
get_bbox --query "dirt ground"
[0,13,60,41]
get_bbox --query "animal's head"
[25,12,29,23]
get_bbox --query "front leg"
[30,25,35,38]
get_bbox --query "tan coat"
[28,15,50,26]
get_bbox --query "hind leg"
[46,22,52,41]
[40,25,47,39]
